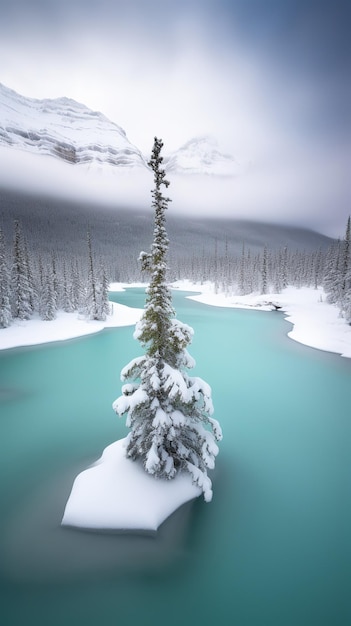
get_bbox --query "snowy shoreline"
[0,281,351,359]
[172,280,351,359]
[0,284,143,351]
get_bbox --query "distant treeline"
[1,211,350,330]
[0,221,110,328]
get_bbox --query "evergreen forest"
[0,189,350,329]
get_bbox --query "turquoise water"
[0,288,349,626]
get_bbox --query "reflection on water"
[0,289,350,626]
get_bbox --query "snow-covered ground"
[1,281,350,358]
[172,281,351,359]
[0,283,143,351]
[3,281,351,532]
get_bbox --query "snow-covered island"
[61,438,201,531]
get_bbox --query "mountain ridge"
[163,136,245,177]
[0,83,240,176]
[0,82,146,168]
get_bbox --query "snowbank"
[0,285,143,351]
[1,281,350,359]
[61,438,201,531]
[172,281,351,359]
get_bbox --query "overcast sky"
[0,0,350,236]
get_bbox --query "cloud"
[169,143,348,236]
[0,0,349,236]
[0,148,152,209]
[0,139,348,238]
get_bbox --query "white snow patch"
[172,281,351,359]
[0,299,142,351]
[61,438,201,531]
[109,282,146,292]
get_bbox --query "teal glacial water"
[0,288,349,626]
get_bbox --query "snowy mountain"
[0,83,146,169]
[164,136,244,177]
[0,84,337,237]
[0,84,243,178]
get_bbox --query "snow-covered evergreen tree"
[339,217,351,315]
[281,246,288,290]
[322,218,351,323]
[85,230,99,320]
[37,255,44,293]
[96,260,111,320]
[51,253,60,311]
[39,265,57,321]
[323,241,340,304]
[113,137,222,502]
[0,227,12,328]
[23,235,36,314]
[70,258,81,311]
[11,220,33,320]
[61,260,75,313]
[82,232,111,321]
[312,247,324,290]
[343,274,351,323]
[260,245,268,295]
[238,243,246,295]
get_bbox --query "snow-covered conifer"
[340,217,351,310]
[11,220,33,320]
[0,227,12,328]
[113,137,222,502]
[84,230,100,320]
[23,235,36,314]
[324,240,342,305]
[96,260,111,320]
[83,233,110,320]
[260,245,268,295]
[51,253,60,310]
[238,242,246,295]
[39,259,57,320]
[61,260,75,313]
[70,259,81,311]
[343,274,351,323]
[37,256,44,292]
[281,246,288,289]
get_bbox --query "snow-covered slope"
[0,84,243,178]
[164,136,244,177]
[0,83,146,169]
